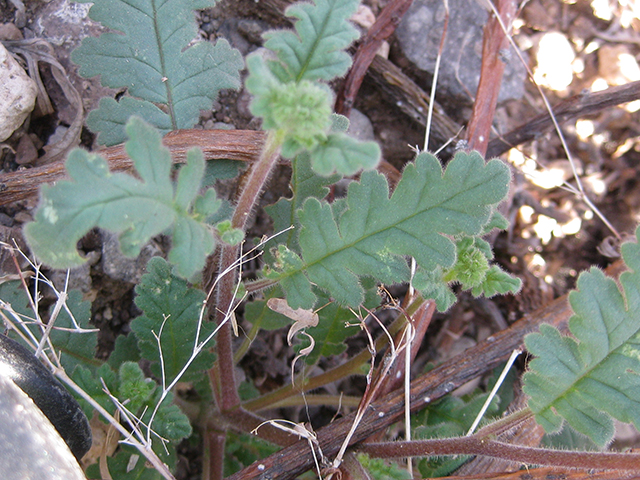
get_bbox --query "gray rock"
[101,231,163,284]
[396,0,525,104]
[348,108,375,142]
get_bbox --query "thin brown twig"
[465,0,518,155]
[486,80,640,158]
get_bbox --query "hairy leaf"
[108,334,141,369]
[72,0,243,145]
[413,237,521,311]
[269,150,511,309]
[524,225,640,446]
[74,362,191,445]
[265,140,340,262]
[25,117,223,278]
[246,0,379,174]
[263,0,360,83]
[246,53,333,158]
[309,133,381,176]
[130,257,215,384]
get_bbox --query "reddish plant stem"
[435,466,640,480]
[226,295,570,479]
[465,0,517,155]
[211,131,282,413]
[203,429,226,480]
[334,0,413,117]
[357,436,640,471]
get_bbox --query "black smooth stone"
[0,334,92,461]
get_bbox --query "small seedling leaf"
[309,133,381,176]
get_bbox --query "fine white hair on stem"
[404,321,415,477]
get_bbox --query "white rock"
[0,42,37,142]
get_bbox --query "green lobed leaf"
[72,0,243,145]
[524,225,640,446]
[118,361,156,413]
[412,267,457,312]
[24,117,222,279]
[265,150,340,263]
[142,389,192,441]
[309,132,381,177]
[73,363,119,417]
[270,150,511,309]
[108,333,141,369]
[262,0,360,83]
[470,265,522,298]
[75,361,191,448]
[130,257,215,384]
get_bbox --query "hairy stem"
[357,436,640,471]
[211,131,282,412]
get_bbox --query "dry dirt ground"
[1,0,640,477]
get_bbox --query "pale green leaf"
[309,132,381,176]
[524,225,640,446]
[130,257,215,383]
[85,97,173,145]
[142,390,192,441]
[246,54,333,158]
[263,0,360,83]
[72,0,243,145]
[270,150,510,308]
[118,361,156,413]
[24,117,222,278]
[108,334,141,369]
